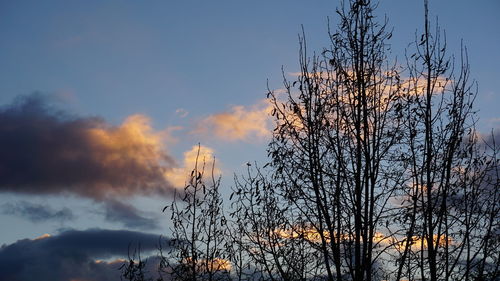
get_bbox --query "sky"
[0,1,499,280]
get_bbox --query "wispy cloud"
[102,200,159,230]
[1,201,74,223]
[175,108,189,118]
[194,99,273,142]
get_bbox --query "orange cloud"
[194,99,273,141]
[182,257,232,273]
[94,258,127,265]
[194,70,447,146]
[394,234,453,251]
[77,114,177,198]
[272,226,389,246]
[86,114,167,173]
[33,233,51,240]
[403,76,449,96]
[0,94,178,199]
[165,145,219,188]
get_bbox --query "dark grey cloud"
[1,201,74,223]
[0,93,177,200]
[104,200,160,230]
[0,228,167,281]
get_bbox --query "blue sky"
[0,1,499,280]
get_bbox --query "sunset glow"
[0,0,498,280]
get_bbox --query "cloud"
[175,108,189,118]
[165,145,218,188]
[179,257,232,273]
[194,99,273,141]
[1,201,74,223]
[0,229,165,281]
[103,200,159,230]
[0,94,177,200]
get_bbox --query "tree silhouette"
[230,0,498,280]
[393,1,499,280]
[159,146,230,281]
[236,0,405,279]
[123,1,499,280]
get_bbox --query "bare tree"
[160,146,230,281]
[391,1,500,281]
[230,165,320,281]
[235,0,406,280]
[120,244,151,281]
[231,1,498,280]
[123,1,498,280]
